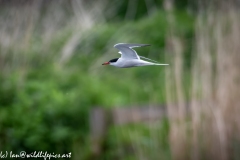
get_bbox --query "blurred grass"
[104,119,170,160]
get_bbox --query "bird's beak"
[102,62,110,65]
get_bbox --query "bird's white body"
[102,43,169,68]
[110,58,165,68]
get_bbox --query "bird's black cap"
[109,58,119,63]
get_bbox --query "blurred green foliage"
[103,119,170,160]
[0,2,194,159]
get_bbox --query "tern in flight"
[102,43,169,68]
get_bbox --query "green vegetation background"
[0,0,194,159]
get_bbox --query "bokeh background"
[0,0,240,160]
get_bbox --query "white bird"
[102,43,169,68]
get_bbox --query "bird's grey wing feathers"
[139,56,159,63]
[114,43,150,49]
[114,43,150,59]
[119,51,159,63]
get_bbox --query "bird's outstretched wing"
[118,52,160,63]
[139,56,159,63]
[114,43,150,59]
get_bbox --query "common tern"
[102,43,169,68]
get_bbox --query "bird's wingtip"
[114,43,124,47]
[114,43,151,48]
